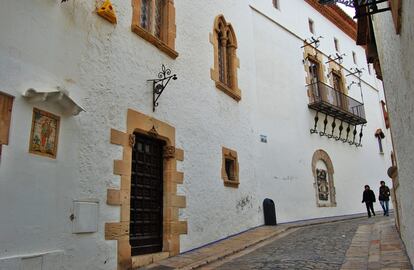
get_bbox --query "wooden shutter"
[389,0,402,34]
[0,92,14,145]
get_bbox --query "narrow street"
[199,215,411,270]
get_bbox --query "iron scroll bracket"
[148,64,178,112]
[301,36,323,49]
[326,53,346,64]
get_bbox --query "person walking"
[362,185,376,218]
[379,180,391,216]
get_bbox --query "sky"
[337,3,356,18]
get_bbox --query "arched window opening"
[311,149,337,207]
[211,15,241,101]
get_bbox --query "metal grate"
[218,35,226,84]
[308,81,366,125]
[130,133,165,256]
[154,0,164,39]
[140,0,151,31]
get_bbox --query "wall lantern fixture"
[148,64,177,112]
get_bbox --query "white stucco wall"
[250,1,391,223]
[0,0,392,269]
[372,0,414,263]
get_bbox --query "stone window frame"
[272,0,280,10]
[311,149,336,207]
[0,91,14,145]
[303,45,327,102]
[389,0,402,34]
[303,44,326,83]
[380,100,390,129]
[106,109,186,270]
[221,147,239,188]
[327,61,349,110]
[210,15,241,101]
[131,0,178,59]
[327,61,346,92]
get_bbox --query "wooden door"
[130,133,165,256]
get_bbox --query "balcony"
[307,81,367,125]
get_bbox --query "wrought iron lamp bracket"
[148,64,178,112]
[301,36,323,49]
[326,53,346,64]
[347,80,361,90]
[346,67,364,77]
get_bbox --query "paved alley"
[142,214,412,270]
[205,215,412,270]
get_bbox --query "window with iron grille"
[139,0,164,39]
[132,0,177,58]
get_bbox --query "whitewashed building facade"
[0,0,392,269]
[359,0,414,263]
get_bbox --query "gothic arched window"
[210,15,241,101]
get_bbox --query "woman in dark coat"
[362,185,376,217]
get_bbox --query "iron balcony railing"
[307,81,367,125]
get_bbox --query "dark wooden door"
[130,133,164,256]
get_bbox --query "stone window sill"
[215,81,241,101]
[131,25,178,59]
[317,202,337,207]
[223,179,239,188]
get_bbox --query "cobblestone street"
[203,215,411,270]
[142,214,411,270]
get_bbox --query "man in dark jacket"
[362,185,376,217]
[379,180,391,216]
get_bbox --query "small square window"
[225,159,235,181]
[273,0,280,10]
[221,147,239,188]
[308,19,314,34]
[367,63,372,75]
[334,38,340,52]
[352,51,357,64]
